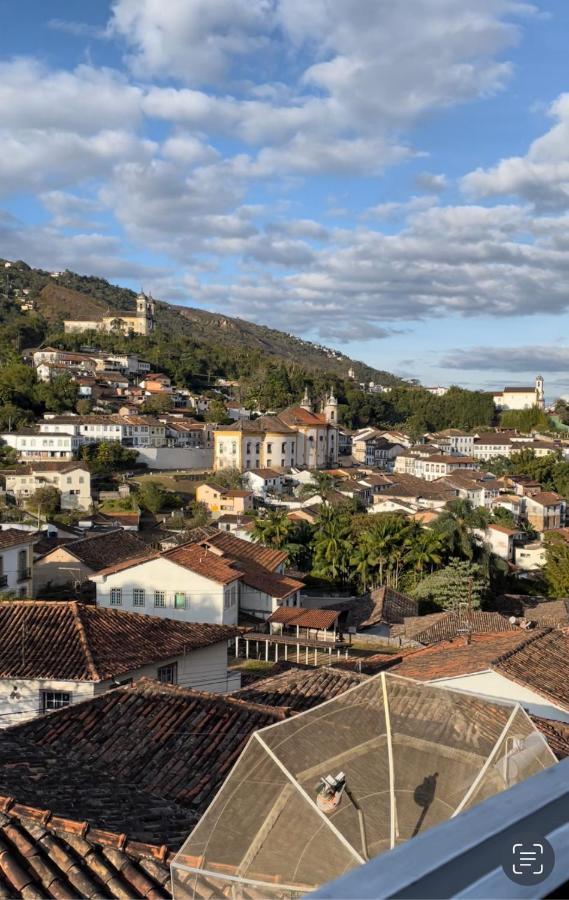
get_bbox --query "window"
[110,588,122,606]
[267,443,272,453]
[42,691,71,712]
[158,662,178,684]
[255,442,260,453]
[133,588,145,607]
[154,590,166,607]
[246,442,251,455]
[281,442,286,453]
[174,592,186,609]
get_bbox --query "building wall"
[429,670,569,723]
[515,542,546,570]
[5,468,91,511]
[34,548,93,596]
[0,642,238,728]
[0,542,34,598]
[136,447,213,469]
[94,557,238,625]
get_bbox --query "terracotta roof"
[488,524,519,535]
[407,609,517,645]
[4,461,90,475]
[0,529,35,549]
[0,601,238,681]
[164,544,242,585]
[527,491,564,506]
[198,530,287,571]
[52,529,152,571]
[0,796,174,898]
[492,629,569,711]
[328,586,418,630]
[267,606,339,629]
[529,716,569,760]
[391,631,535,680]
[234,666,366,711]
[0,680,285,847]
[278,406,328,427]
[236,561,303,599]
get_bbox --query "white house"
[1,430,80,460]
[38,414,166,449]
[242,468,285,498]
[515,541,547,571]
[493,375,545,411]
[0,529,35,599]
[4,461,92,511]
[0,600,240,727]
[92,529,303,624]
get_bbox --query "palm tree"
[407,528,445,583]
[311,505,352,584]
[350,532,376,591]
[434,499,481,561]
[366,514,411,587]
[251,508,292,549]
[299,471,335,500]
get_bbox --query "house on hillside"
[0,600,240,726]
[241,468,285,498]
[525,492,566,531]
[195,482,254,516]
[3,461,91,511]
[0,529,34,599]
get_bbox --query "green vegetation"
[488,449,569,499]
[544,532,569,596]
[78,441,138,476]
[412,559,487,611]
[500,405,552,432]
[26,485,60,518]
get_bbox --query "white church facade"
[64,292,155,336]
[493,376,544,411]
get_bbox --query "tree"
[76,398,93,415]
[137,480,166,513]
[412,558,488,611]
[213,468,244,489]
[205,400,231,424]
[311,505,352,584]
[432,499,489,561]
[500,405,552,432]
[491,506,517,528]
[544,532,569,596]
[406,528,445,584]
[36,372,78,413]
[252,508,293,549]
[79,441,138,475]
[26,485,60,518]
[0,442,18,468]
[299,472,334,500]
[140,394,173,415]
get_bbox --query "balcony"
[17,567,31,582]
[313,757,569,899]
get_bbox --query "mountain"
[1,259,403,386]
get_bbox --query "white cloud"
[440,345,569,372]
[415,172,448,192]
[462,93,569,209]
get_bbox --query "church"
[64,292,155,336]
[493,375,544,411]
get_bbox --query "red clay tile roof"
[328,586,418,630]
[267,606,339,629]
[0,680,286,847]
[198,530,287,570]
[527,491,564,506]
[236,561,303,599]
[406,609,517,645]
[278,406,328,427]
[529,716,569,760]
[492,629,569,711]
[0,796,174,898]
[0,601,238,681]
[0,529,35,549]
[164,543,243,585]
[234,666,366,711]
[391,631,535,681]
[4,461,90,475]
[53,529,152,571]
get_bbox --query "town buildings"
[195,482,254,516]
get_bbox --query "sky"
[1,1,569,398]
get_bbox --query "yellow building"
[214,391,339,471]
[64,292,155,336]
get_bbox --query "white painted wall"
[429,670,569,723]
[93,556,238,625]
[0,542,33,598]
[136,447,213,469]
[0,641,239,728]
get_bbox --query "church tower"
[136,291,155,335]
[535,374,545,410]
[323,388,338,424]
[300,386,312,411]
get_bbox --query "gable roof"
[0,601,238,681]
[405,609,517,645]
[4,461,90,475]
[277,406,328,427]
[391,631,537,681]
[234,665,366,712]
[492,629,569,711]
[163,543,243,585]
[267,606,339,629]
[328,586,418,630]
[49,529,151,571]
[195,529,287,571]
[0,680,285,847]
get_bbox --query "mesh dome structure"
[171,672,556,898]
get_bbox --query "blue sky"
[2,1,569,398]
